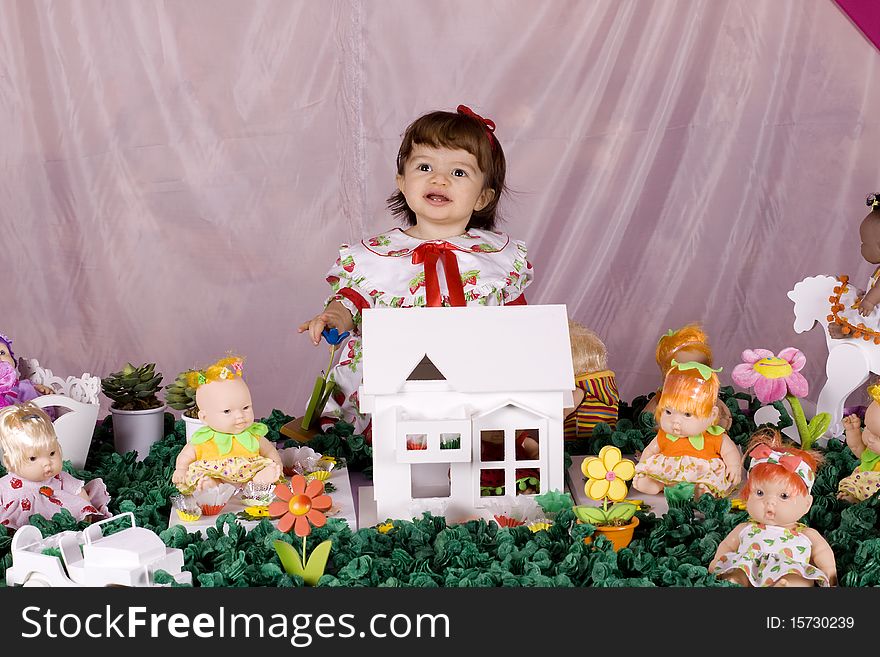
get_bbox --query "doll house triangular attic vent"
[406,355,446,381]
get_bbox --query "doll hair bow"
[457,105,496,149]
[868,193,879,210]
[670,359,722,380]
[749,444,815,492]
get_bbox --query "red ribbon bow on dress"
[412,242,467,307]
[457,105,496,150]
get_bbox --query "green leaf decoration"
[274,539,333,586]
[572,506,608,524]
[301,375,328,430]
[274,539,304,578]
[670,359,722,380]
[535,489,574,514]
[805,412,831,449]
[302,540,333,586]
[606,502,637,522]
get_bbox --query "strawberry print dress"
[0,471,110,531]
[322,228,533,433]
[711,521,830,586]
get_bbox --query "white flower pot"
[110,405,167,461]
[182,413,206,442]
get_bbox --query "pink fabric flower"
[731,347,808,403]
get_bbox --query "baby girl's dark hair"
[868,193,880,212]
[387,107,507,231]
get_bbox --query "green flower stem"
[325,344,337,380]
[303,535,308,565]
[786,394,811,449]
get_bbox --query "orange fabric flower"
[268,475,332,537]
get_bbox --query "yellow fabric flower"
[581,445,635,502]
[528,521,552,533]
[376,521,395,534]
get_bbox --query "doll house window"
[396,418,470,463]
[474,405,547,500]
[410,463,451,499]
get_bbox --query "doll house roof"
[360,304,574,395]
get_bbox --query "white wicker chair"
[16,358,101,469]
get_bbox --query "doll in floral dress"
[837,383,880,502]
[0,402,109,530]
[172,356,283,494]
[0,332,53,409]
[298,106,533,436]
[710,429,836,586]
[632,360,742,498]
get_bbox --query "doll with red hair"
[643,324,732,430]
[710,428,836,586]
[633,360,742,498]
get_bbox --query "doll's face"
[859,216,880,264]
[15,441,63,482]
[659,404,717,438]
[0,342,15,369]
[196,377,254,434]
[746,477,811,527]
[862,403,880,452]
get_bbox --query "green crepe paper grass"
[0,397,878,587]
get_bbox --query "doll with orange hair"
[710,428,836,586]
[171,356,283,494]
[837,382,880,502]
[633,360,742,498]
[643,324,732,430]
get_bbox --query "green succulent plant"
[101,362,163,411]
[164,369,199,418]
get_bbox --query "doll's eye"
[50,451,56,457]
[664,409,671,415]
[223,409,231,414]
[755,489,763,497]
[29,456,36,462]
[244,405,251,411]
[780,492,789,500]
[684,412,692,417]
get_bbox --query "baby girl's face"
[0,343,15,369]
[196,377,255,435]
[17,442,63,482]
[659,405,714,438]
[746,477,811,527]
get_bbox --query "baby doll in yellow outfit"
[172,356,283,494]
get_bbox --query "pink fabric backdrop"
[2,0,879,419]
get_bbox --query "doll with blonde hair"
[0,402,109,530]
[643,324,731,430]
[710,428,836,586]
[172,356,283,493]
[633,361,742,498]
[837,382,880,502]
[563,320,618,442]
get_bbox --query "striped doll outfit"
[564,370,619,441]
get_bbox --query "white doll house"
[359,304,574,524]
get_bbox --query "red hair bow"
[457,105,496,149]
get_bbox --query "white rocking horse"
[788,274,878,439]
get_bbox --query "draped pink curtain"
[2,0,879,418]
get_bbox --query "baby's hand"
[171,469,187,485]
[859,298,877,316]
[298,313,333,346]
[843,414,862,431]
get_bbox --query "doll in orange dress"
[643,324,732,430]
[633,360,742,498]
